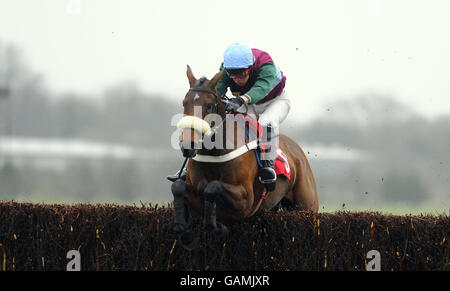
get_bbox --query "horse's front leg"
[203,180,228,236]
[172,179,199,250]
[171,179,189,233]
[203,180,220,231]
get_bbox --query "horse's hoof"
[179,230,199,251]
[203,223,216,232]
[214,223,229,238]
[173,223,185,234]
[180,229,194,244]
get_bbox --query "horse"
[171,65,318,248]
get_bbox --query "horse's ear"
[187,65,197,87]
[209,70,224,89]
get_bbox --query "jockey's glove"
[224,97,245,113]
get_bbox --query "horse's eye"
[206,103,214,111]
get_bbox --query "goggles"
[225,66,252,78]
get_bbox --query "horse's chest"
[189,162,239,195]
[191,178,208,194]
[190,173,233,195]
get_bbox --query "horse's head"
[178,65,224,158]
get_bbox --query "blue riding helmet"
[223,43,254,69]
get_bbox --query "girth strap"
[248,189,268,217]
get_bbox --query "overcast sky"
[0,0,449,122]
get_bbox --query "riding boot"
[259,157,276,191]
[258,125,277,192]
[167,167,187,182]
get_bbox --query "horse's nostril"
[180,141,197,158]
[182,149,196,158]
[182,140,201,149]
[180,141,196,150]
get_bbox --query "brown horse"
[171,66,318,248]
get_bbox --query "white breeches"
[237,89,291,131]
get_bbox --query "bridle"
[188,87,221,114]
[188,87,220,98]
[186,86,236,143]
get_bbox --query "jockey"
[167,43,291,187]
[218,43,291,187]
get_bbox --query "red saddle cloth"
[275,147,291,180]
[230,113,291,180]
